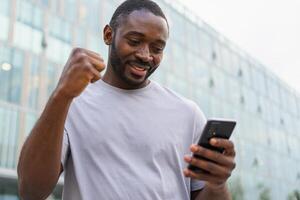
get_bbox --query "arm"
[185,138,236,200]
[18,91,72,200]
[17,48,105,200]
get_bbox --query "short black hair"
[109,0,168,31]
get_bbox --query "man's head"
[109,0,169,32]
[103,0,169,89]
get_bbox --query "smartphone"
[188,118,236,173]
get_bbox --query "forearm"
[18,90,72,199]
[194,183,231,200]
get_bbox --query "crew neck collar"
[98,79,154,94]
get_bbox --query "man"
[17,0,236,199]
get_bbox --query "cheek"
[115,42,136,59]
[153,54,163,66]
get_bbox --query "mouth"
[132,65,148,71]
[128,62,151,78]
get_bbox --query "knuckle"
[224,170,232,178]
[205,162,214,171]
[82,59,92,67]
[231,161,236,170]
[72,47,82,56]
[214,152,221,160]
[191,158,198,166]
[77,53,88,62]
[198,147,206,155]
[228,140,234,148]
[83,63,92,72]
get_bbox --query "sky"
[178,0,300,94]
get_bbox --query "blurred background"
[0,0,299,199]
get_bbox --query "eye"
[128,39,141,46]
[152,46,164,54]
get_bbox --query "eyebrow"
[125,31,166,46]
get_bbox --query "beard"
[109,37,157,87]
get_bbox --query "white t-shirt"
[61,79,206,200]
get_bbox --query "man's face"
[107,10,169,89]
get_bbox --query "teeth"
[132,66,146,71]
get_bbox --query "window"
[49,16,72,43]
[171,42,186,78]
[46,36,72,64]
[39,0,49,7]
[13,21,43,54]
[10,49,24,104]
[74,26,86,47]
[0,15,9,41]
[243,87,257,114]
[47,63,58,97]
[0,46,24,104]
[210,67,225,99]
[225,77,240,104]
[169,10,185,44]
[266,76,280,105]
[220,45,232,73]
[25,112,37,136]
[189,57,209,91]
[0,106,19,169]
[240,59,252,87]
[186,21,198,54]
[28,56,40,109]
[64,0,77,22]
[231,53,240,77]
[0,0,10,16]
[197,28,213,63]
[0,0,10,40]
[17,0,43,30]
[0,46,12,102]
[251,65,266,95]
[87,33,101,53]
[212,41,222,67]
[167,74,189,97]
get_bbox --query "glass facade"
[0,0,299,199]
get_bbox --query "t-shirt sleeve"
[61,128,70,169]
[190,103,207,191]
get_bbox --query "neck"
[102,66,150,90]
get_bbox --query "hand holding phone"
[187,118,236,173]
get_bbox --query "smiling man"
[17,0,236,200]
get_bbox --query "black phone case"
[188,119,236,173]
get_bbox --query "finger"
[210,139,236,157]
[210,139,234,152]
[184,155,229,176]
[191,145,232,166]
[84,49,104,61]
[89,56,106,72]
[183,168,219,182]
[89,66,101,83]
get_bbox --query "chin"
[123,76,148,88]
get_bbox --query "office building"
[0,0,299,199]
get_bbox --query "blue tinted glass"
[47,63,57,97]
[9,49,24,104]
[0,46,12,102]
[0,0,10,16]
[0,106,19,169]
[28,57,40,109]
[198,28,213,63]
[65,0,77,22]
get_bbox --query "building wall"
[0,0,299,199]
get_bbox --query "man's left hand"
[183,138,236,189]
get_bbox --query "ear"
[103,25,113,45]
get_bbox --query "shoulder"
[151,81,205,116]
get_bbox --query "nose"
[135,45,153,62]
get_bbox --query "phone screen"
[188,118,236,173]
